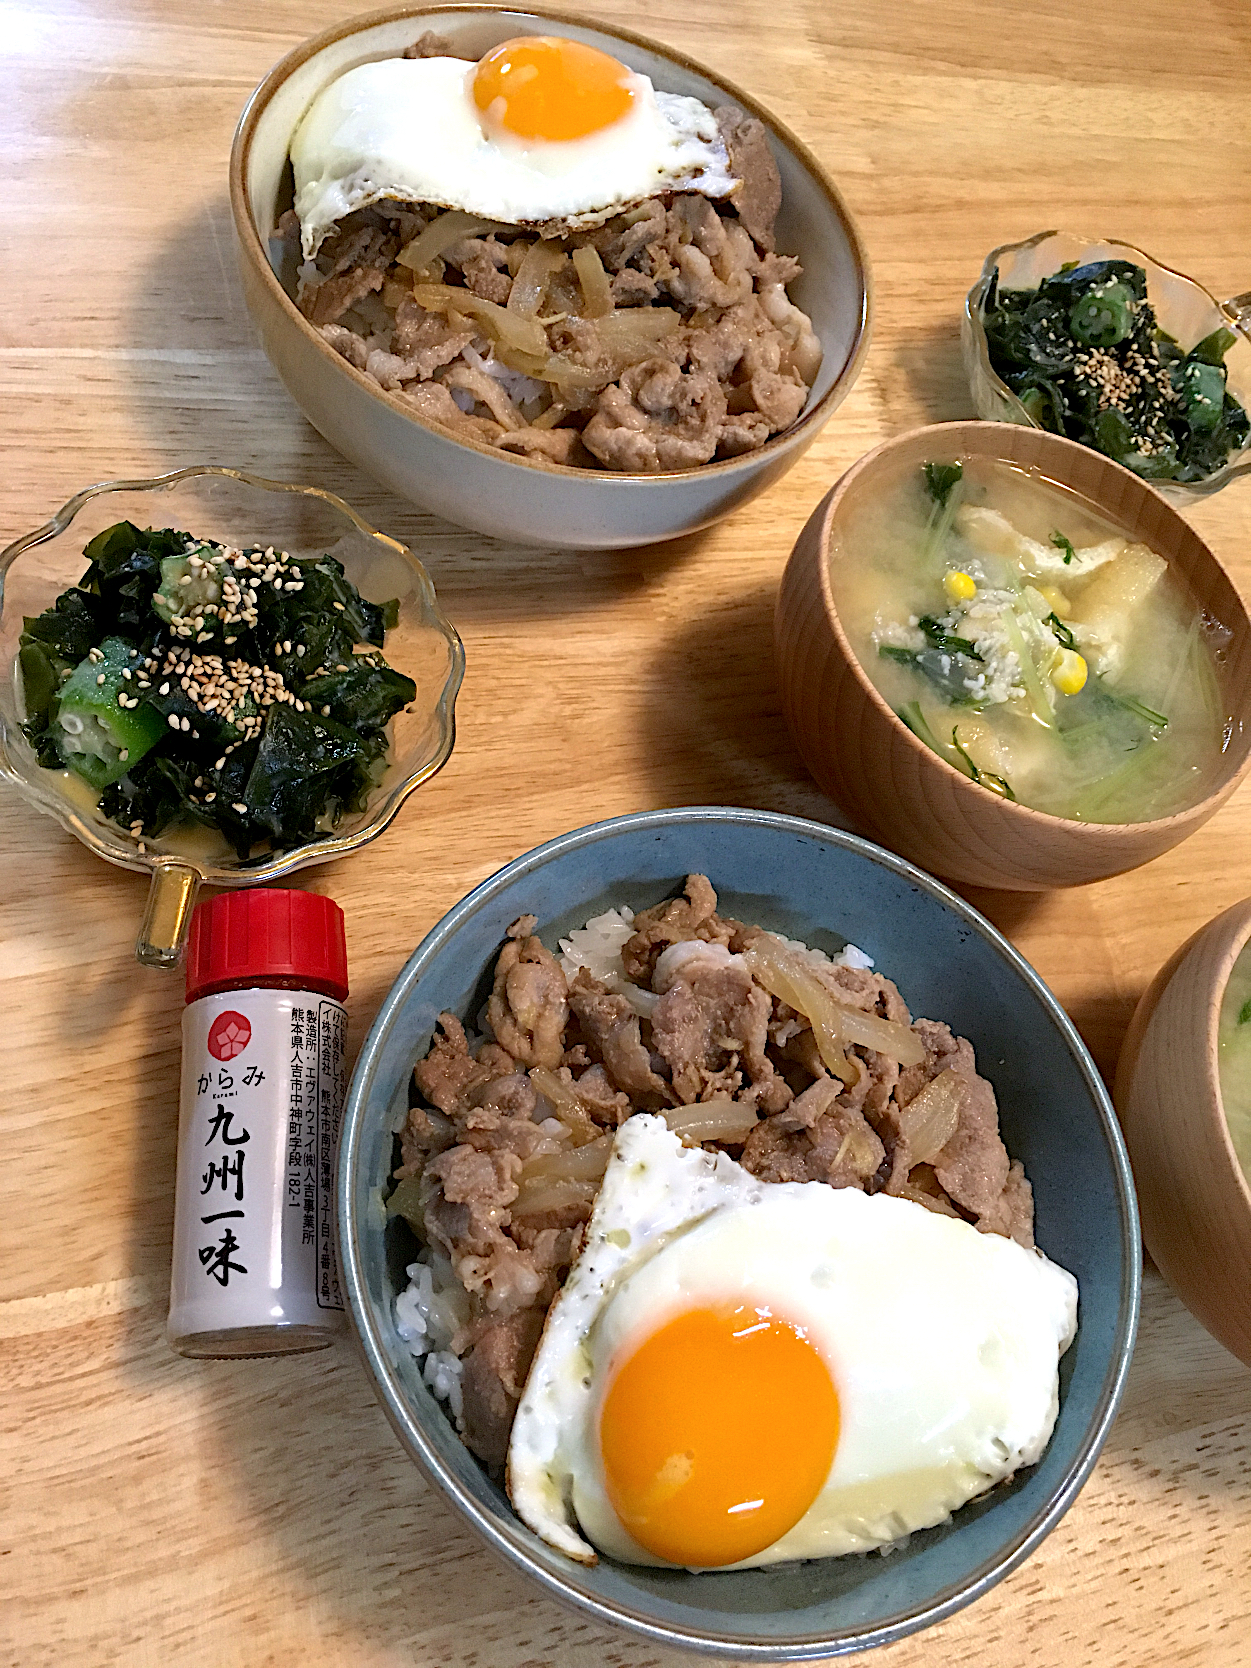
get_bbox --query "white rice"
[394,900,874,1418]
[394,1250,471,1428]
[777,931,874,973]
[558,905,662,1017]
[556,904,873,1009]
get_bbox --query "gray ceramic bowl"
[338,807,1140,1659]
[229,6,871,548]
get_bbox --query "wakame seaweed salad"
[982,258,1250,483]
[18,521,416,858]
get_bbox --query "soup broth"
[1217,941,1251,1187]
[829,457,1229,823]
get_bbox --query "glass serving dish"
[0,467,464,967]
[963,230,1251,502]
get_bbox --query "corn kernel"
[1038,585,1071,614]
[944,570,977,602]
[1051,648,1088,695]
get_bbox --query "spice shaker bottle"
[168,887,349,1358]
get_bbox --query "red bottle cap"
[186,888,349,1003]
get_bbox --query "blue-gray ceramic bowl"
[337,807,1140,1659]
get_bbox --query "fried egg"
[291,37,740,259]
[507,1115,1078,1570]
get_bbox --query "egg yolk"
[473,37,635,142]
[598,1304,839,1567]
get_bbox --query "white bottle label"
[168,987,347,1343]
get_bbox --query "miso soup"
[829,456,1230,822]
[1217,942,1251,1186]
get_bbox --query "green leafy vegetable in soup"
[982,258,1250,482]
[829,456,1228,823]
[19,521,415,857]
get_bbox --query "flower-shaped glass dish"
[0,467,464,967]
[963,230,1251,503]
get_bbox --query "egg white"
[291,55,739,259]
[507,1115,1079,1570]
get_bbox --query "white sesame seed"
[168,714,180,729]
[232,801,248,814]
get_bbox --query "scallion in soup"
[829,456,1229,822]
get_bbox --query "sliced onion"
[512,1177,598,1217]
[836,1005,925,1066]
[610,337,676,373]
[411,283,547,357]
[597,311,684,373]
[571,245,613,318]
[494,342,609,389]
[596,308,680,345]
[529,1065,601,1145]
[530,400,570,430]
[509,242,566,316]
[521,1134,611,1186]
[397,211,511,273]
[740,940,858,1084]
[505,239,534,277]
[544,353,612,389]
[743,936,923,1070]
[662,1097,759,1144]
[897,1068,965,1164]
[832,1125,881,1177]
[897,1180,963,1219]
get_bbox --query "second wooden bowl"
[1114,898,1251,1367]
[775,421,1251,891]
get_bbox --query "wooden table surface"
[4,0,1251,1662]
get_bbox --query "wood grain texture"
[1115,899,1251,1368]
[775,422,1251,890]
[3,0,1251,1663]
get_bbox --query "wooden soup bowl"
[1115,898,1251,1367]
[775,421,1251,891]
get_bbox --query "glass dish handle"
[135,860,201,969]
[1224,292,1251,332]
